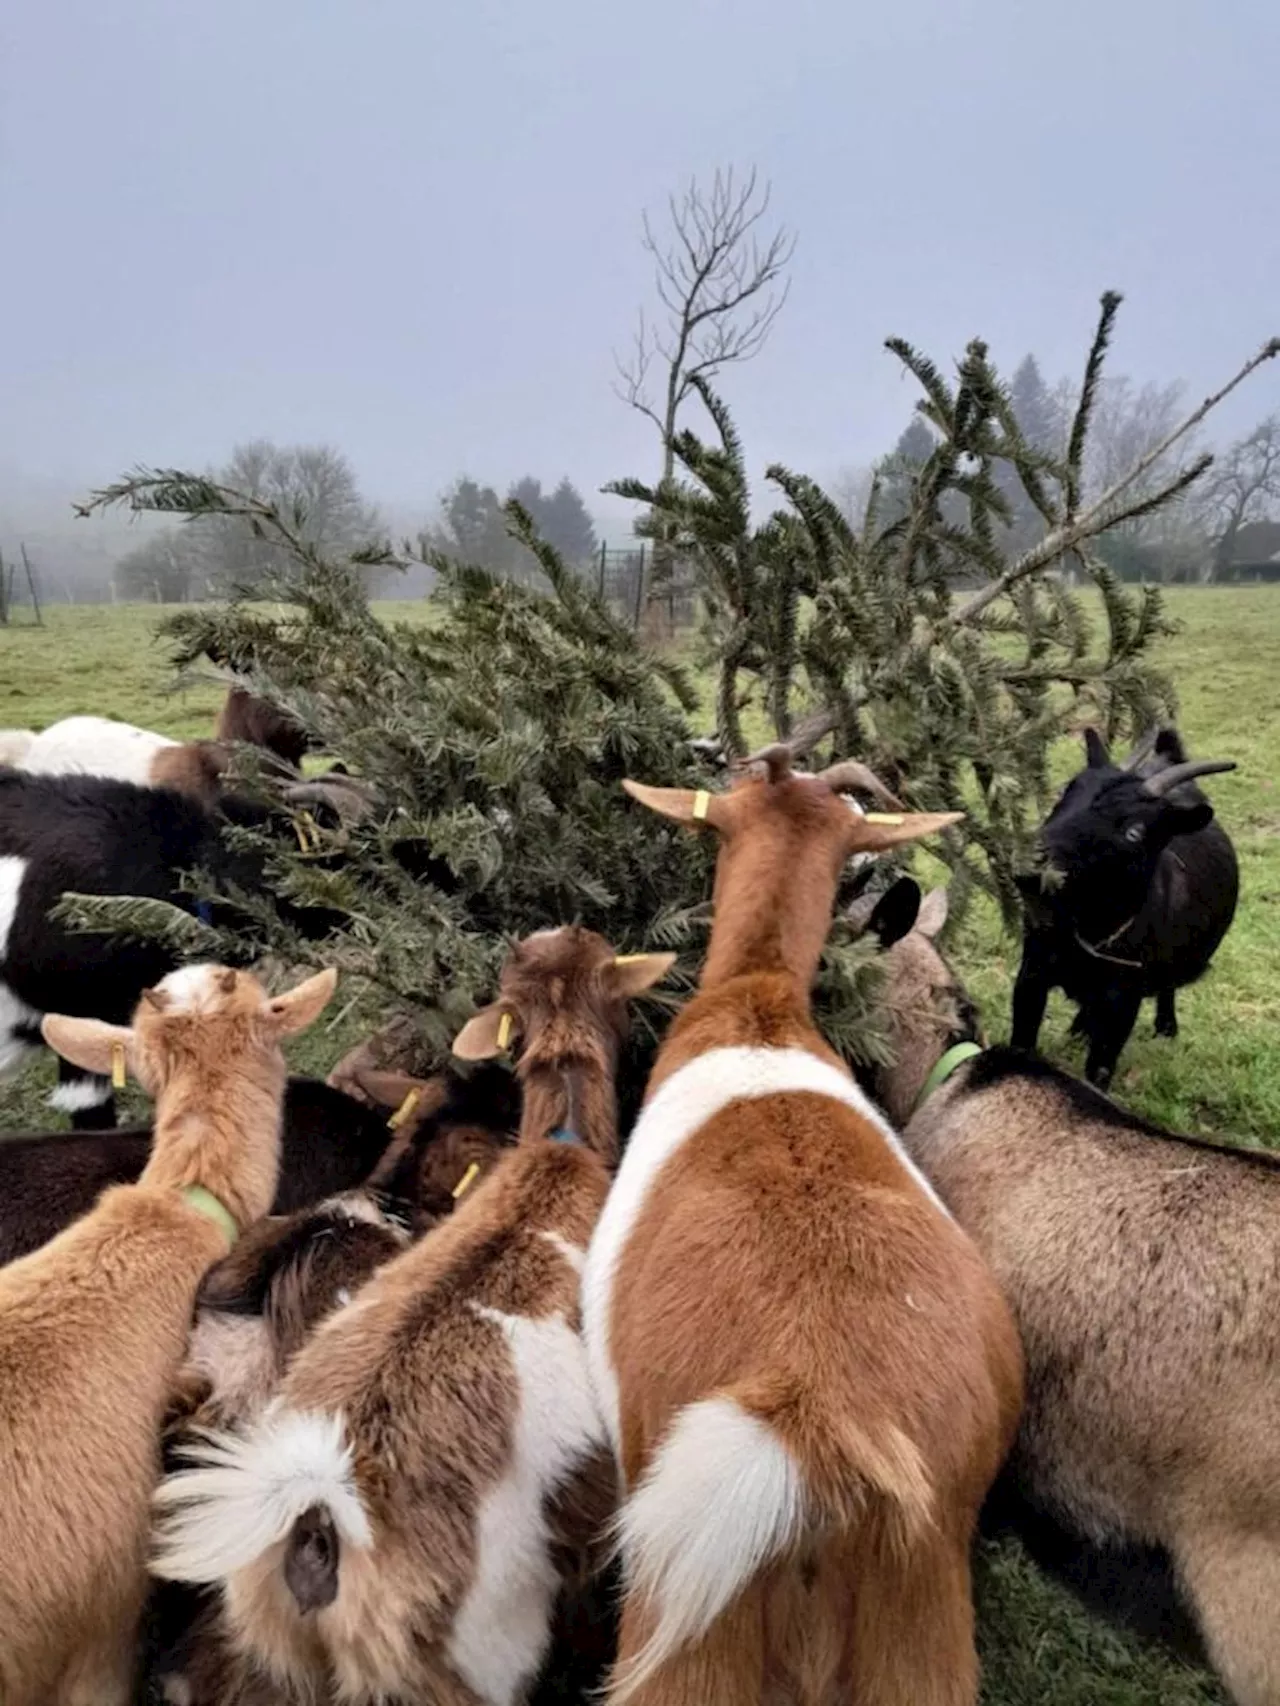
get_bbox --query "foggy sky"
[5,0,1279,536]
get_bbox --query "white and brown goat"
[582,749,1024,1705]
[145,1190,411,1706]
[0,960,337,1706]
[153,926,673,1706]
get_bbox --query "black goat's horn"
[1143,759,1237,797]
[1120,728,1159,772]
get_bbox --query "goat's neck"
[519,1060,618,1167]
[699,835,838,1003]
[140,1052,286,1228]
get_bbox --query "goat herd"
[0,692,1269,1706]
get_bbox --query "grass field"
[4,588,1278,1703]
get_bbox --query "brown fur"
[148,1194,409,1705]
[847,883,981,1127]
[608,767,1023,1704]
[155,929,672,1706]
[0,963,335,1706]
[215,685,310,770]
[149,741,232,806]
[905,1054,1280,1706]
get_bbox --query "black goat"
[0,1078,400,1266]
[1011,726,1238,1087]
[0,766,364,1126]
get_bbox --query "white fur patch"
[0,856,38,1077]
[152,1408,371,1583]
[156,964,225,1013]
[0,982,39,1079]
[611,1397,804,1704]
[582,1045,950,1450]
[448,1306,607,1706]
[0,729,34,766]
[21,714,176,784]
[48,1076,112,1113]
[538,1231,585,1275]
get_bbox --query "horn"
[1120,728,1159,772]
[736,744,794,784]
[816,760,906,813]
[1142,759,1237,798]
[844,891,880,933]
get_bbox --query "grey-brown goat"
[854,881,1280,1706]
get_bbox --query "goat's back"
[1136,818,1239,980]
[905,1049,1280,1530]
[0,1079,395,1266]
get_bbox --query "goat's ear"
[264,968,338,1037]
[866,878,921,948]
[609,952,677,998]
[622,780,725,830]
[452,1004,512,1061]
[915,887,949,939]
[41,1015,133,1078]
[1084,728,1110,768]
[1166,799,1214,837]
[349,1068,450,1127]
[846,808,962,855]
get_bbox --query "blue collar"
[548,1126,584,1146]
[194,899,215,926]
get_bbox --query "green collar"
[181,1184,239,1247]
[915,1041,983,1112]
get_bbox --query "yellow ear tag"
[692,790,711,822]
[864,812,905,824]
[612,954,646,965]
[111,1043,127,1090]
[387,1088,421,1131]
[294,811,319,853]
[452,1161,480,1200]
[497,1012,513,1051]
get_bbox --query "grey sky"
[5,0,1279,537]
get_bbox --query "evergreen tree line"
[113,451,600,603]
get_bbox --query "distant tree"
[616,166,795,610]
[999,356,1068,554]
[113,529,202,602]
[829,464,876,529]
[1198,414,1280,578]
[537,478,597,565]
[189,441,380,594]
[877,415,939,527]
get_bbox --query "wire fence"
[592,543,700,633]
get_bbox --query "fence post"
[598,538,607,598]
[633,544,646,631]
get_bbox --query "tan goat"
[583,749,1024,1706]
[153,926,673,1706]
[0,960,337,1706]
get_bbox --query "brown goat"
[215,685,310,770]
[582,751,1024,1705]
[0,961,337,1706]
[153,927,673,1706]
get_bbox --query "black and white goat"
[0,765,366,1125]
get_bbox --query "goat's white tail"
[152,1409,371,1584]
[609,1395,805,1704]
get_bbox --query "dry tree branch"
[954,335,1280,626]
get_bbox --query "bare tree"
[616,167,795,615]
[1197,414,1280,578]
[829,463,877,529]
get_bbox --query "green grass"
[5,587,1278,1703]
